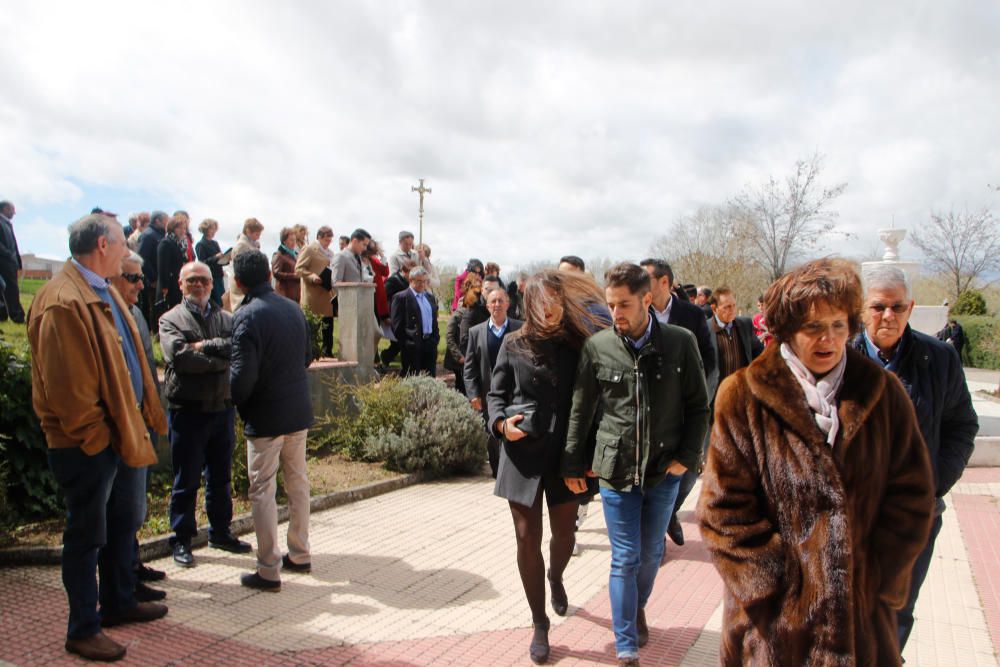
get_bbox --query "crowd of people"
[9,202,980,667]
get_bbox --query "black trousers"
[0,266,24,322]
[321,316,334,357]
[897,511,944,651]
[139,282,158,332]
[401,337,437,377]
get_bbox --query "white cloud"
[1,1,997,272]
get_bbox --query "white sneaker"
[576,503,590,529]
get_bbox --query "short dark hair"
[0,200,12,215]
[639,258,674,286]
[233,250,270,289]
[604,262,650,296]
[764,257,863,344]
[697,286,712,299]
[316,226,333,239]
[350,228,371,241]
[150,210,169,228]
[68,214,119,256]
[339,235,349,244]
[559,255,585,271]
[707,287,732,307]
[466,258,484,274]
[483,274,502,286]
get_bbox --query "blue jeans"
[898,511,944,650]
[168,408,236,545]
[600,475,682,658]
[48,446,147,639]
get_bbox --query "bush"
[302,307,325,363]
[956,315,1000,369]
[953,290,988,316]
[313,375,412,461]
[364,375,487,475]
[0,339,62,523]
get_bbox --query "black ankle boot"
[547,569,568,616]
[530,617,550,664]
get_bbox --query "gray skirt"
[493,446,594,508]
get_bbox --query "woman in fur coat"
[698,258,934,666]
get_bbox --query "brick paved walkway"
[2,468,999,665]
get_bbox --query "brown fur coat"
[697,344,934,666]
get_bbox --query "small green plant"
[956,315,1000,369]
[953,289,988,316]
[365,375,487,475]
[302,307,325,363]
[313,375,412,461]
[0,339,62,522]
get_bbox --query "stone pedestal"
[335,283,376,369]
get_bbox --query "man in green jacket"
[563,262,709,666]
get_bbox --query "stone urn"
[879,228,907,262]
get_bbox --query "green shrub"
[953,290,988,316]
[313,375,412,461]
[364,375,487,475]
[0,339,62,522]
[956,315,1000,369]
[302,308,325,363]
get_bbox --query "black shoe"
[100,602,168,628]
[172,543,194,568]
[667,514,685,546]
[282,554,311,573]
[637,607,649,647]
[529,617,550,664]
[134,581,166,602]
[547,569,568,616]
[240,572,280,592]
[209,532,252,553]
[136,562,166,582]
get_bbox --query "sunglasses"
[122,273,143,284]
[184,276,212,285]
[867,303,910,314]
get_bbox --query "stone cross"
[411,178,432,244]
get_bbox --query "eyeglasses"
[122,273,143,284]
[184,276,212,286]
[867,303,910,315]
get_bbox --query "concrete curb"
[0,471,429,567]
[970,437,1000,468]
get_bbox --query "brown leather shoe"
[100,601,168,628]
[65,632,126,661]
[618,659,640,667]
[637,607,649,647]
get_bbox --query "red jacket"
[370,255,390,318]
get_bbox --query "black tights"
[508,489,579,624]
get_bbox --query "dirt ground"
[1,454,401,549]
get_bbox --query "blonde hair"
[242,218,264,235]
[198,218,218,235]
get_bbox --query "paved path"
[2,466,1000,666]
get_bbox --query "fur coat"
[697,344,934,666]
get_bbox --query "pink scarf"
[779,343,846,447]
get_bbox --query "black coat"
[137,225,165,283]
[852,326,978,500]
[390,289,440,348]
[463,318,523,407]
[384,272,409,303]
[487,336,579,477]
[712,315,764,380]
[230,284,314,438]
[667,297,717,382]
[156,234,186,307]
[195,237,224,285]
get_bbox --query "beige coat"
[295,241,334,317]
[228,233,259,310]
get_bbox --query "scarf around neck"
[779,342,847,447]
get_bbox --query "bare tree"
[650,205,771,311]
[730,153,848,281]
[910,207,1000,303]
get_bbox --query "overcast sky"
[1,1,998,273]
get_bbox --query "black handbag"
[502,402,541,437]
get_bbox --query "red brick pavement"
[953,493,1000,656]
[0,511,722,666]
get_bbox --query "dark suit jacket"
[463,318,524,406]
[711,315,764,380]
[0,216,20,272]
[390,289,439,348]
[667,298,716,381]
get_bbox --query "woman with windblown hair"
[697,258,934,666]
[487,269,608,664]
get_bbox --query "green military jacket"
[562,315,710,492]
